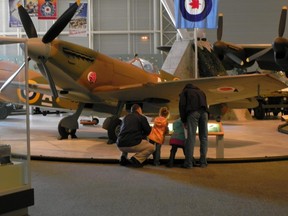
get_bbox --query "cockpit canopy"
[128,57,155,73]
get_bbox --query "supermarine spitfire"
[0,0,287,143]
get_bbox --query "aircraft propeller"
[216,13,223,41]
[213,13,244,66]
[42,2,80,43]
[273,6,288,74]
[17,0,81,99]
[18,0,80,44]
[278,6,287,37]
[17,3,38,38]
[247,6,287,63]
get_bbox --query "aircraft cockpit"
[128,57,155,73]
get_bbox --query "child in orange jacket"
[148,107,170,166]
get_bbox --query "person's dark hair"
[131,104,141,113]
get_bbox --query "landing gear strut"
[57,103,85,140]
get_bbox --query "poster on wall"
[24,0,38,17]
[69,3,88,37]
[38,0,58,20]
[9,0,23,27]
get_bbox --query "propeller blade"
[217,13,223,41]
[37,60,59,99]
[0,62,26,92]
[246,47,272,62]
[225,52,244,66]
[17,4,38,38]
[42,0,81,43]
[278,6,287,37]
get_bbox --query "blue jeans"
[184,110,208,167]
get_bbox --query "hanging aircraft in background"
[159,6,288,76]
[0,0,287,143]
[214,6,288,75]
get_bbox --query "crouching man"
[116,104,154,168]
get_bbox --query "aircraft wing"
[1,73,286,109]
[0,37,27,44]
[93,73,287,106]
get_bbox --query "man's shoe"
[119,156,129,166]
[129,157,144,168]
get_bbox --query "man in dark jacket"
[179,83,209,168]
[116,104,154,168]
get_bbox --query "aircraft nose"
[27,38,51,62]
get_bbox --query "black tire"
[92,118,99,125]
[107,118,122,142]
[254,104,265,120]
[0,106,10,120]
[58,125,77,139]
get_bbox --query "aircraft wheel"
[58,125,77,140]
[107,118,122,143]
[254,104,265,120]
[92,117,99,125]
[0,106,10,120]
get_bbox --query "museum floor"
[1,112,288,216]
[2,112,288,162]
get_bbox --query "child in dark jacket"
[166,118,186,168]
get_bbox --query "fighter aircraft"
[213,6,288,75]
[0,60,80,115]
[0,0,286,143]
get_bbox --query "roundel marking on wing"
[179,0,212,21]
[17,80,41,104]
[217,87,236,93]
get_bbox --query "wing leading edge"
[92,73,287,106]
